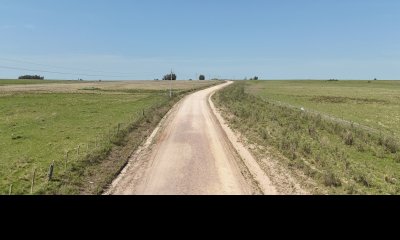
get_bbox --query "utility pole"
[170,69,173,98]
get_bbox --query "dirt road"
[106,82,275,195]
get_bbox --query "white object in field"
[301,107,305,111]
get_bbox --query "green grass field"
[214,80,400,195]
[247,80,400,138]
[0,80,220,194]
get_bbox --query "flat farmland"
[0,80,216,93]
[0,80,220,194]
[214,80,400,194]
[247,80,400,138]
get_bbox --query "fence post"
[65,151,69,170]
[31,168,36,194]
[77,145,80,155]
[48,161,54,182]
[117,123,121,135]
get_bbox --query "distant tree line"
[249,76,259,80]
[18,75,44,80]
[163,73,177,80]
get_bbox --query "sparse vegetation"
[213,81,400,194]
[80,87,102,91]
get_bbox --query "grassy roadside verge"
[213,82,400,195]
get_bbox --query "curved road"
[107,82,258,195]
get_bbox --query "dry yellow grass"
[0,80,218,94]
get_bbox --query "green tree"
[18,75,44,80]
[163,73,177,80]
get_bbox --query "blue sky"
[1,0,400,80]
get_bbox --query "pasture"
[0,80,220,194]
[248,80,400,138]
[214,80,400,194]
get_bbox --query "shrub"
[343,131,355,146]
[302,142,312,156]
[354,173,371,188]
[395,153,400,163]
[346,183,356,195]
[289,147,297,160]
[384,175,397,185]
[260,128,268,140]
[323,171,342,187]
[384,137,399,153]
[356,143,366,152]
[372,147,386,159]
[379,135,399,153]
[315,114,323,127]
[308,124,318,139]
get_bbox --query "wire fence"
[4,108,150,195]
[260,96,399,141]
